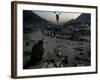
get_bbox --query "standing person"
[24,40,44,69]
[53,28,56,37]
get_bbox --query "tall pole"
[53,12,60,38]
[54,12,60,25]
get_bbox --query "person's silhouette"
[24,40,44,69]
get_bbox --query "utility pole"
[54,12,60,25]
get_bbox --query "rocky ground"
[23,28,90,69]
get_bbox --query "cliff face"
[23,10,49,24]
[75,13,91,24]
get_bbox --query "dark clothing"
[23,43,44,69]
[30,43,44,64]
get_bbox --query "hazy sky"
[33,11,81,24]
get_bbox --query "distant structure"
[54,12,60,24]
